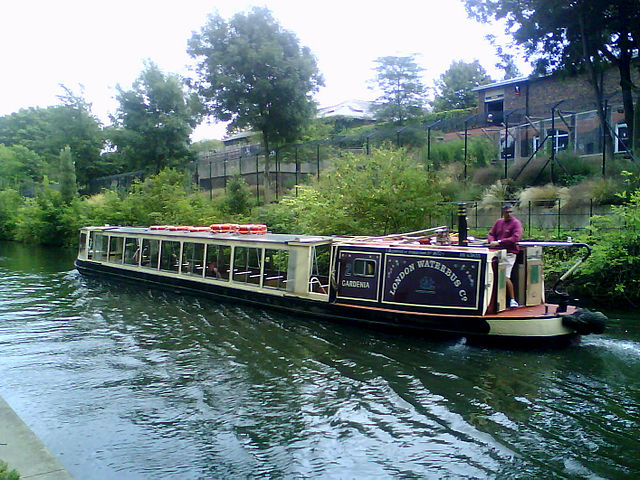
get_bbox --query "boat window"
[182,242,205,277]
[263,249,288,290]
[108,236,124,263]
[308,244,330,294]
[78,232,87,258]
[92,233,108,261]
[233,246,262,285]
[123,237,140,266]
[205,244,231,281]
[141,238,159,269]
[159,240,180,273]
[353,259,376,277]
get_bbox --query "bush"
[569,182,640,307]
[0,461,19,480]
[257,148,446,236]
[0,189,22,240]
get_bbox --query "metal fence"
[434,200,614,236]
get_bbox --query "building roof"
[472,75,536,92]
[317,99,375,120]
[222,131,256,143]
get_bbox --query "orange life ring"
[209,223,240,233]
[238,224,267,234]
[188,226,211,232]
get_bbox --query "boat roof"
[83,226,491,253]
[83,226,335,245]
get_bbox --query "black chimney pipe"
[458,203,468,246]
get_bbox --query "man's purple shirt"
[488,217,522,254]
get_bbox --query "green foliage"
[110,61,200,172]
[13,180,83,246]
[370,55,427,124]
[0,144,46,193]
[0,88,105,186]
[58,146,78,203]
[222,175,254,216]
[188,7,323,156]
[257,148,445,235]
[0,189,22,239]
[427,135,497,169]
[560,177,640,306]
[0,460,19,480]
[432,60,492,112]
[124,168,217,226]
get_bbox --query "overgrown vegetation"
[1,143,639,308]
[0,461,19,480]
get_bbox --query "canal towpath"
[0,395,73,480]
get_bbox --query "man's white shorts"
[505,252,517,278]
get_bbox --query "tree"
[0,144,46,190]
[370,55,428,123]
[257,148,445,235]
[0,88,105,187]
[110,61,200,172]
[464,0,640,151]
[188,7,323,201]
[432,60,492,112]
[58,146,77,203]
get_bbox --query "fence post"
[224,154,228,191]
[557,198,561,236]
[528,200,532,237]
[256,154,259,204]
[209,161,212,201]
[317,143,320,181]
[275,149,279,202]
[475,202,478,229]
[295,146,299,197]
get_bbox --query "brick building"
[444,63,639,162]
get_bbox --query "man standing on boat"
[488,203,522,308]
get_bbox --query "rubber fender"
[562,308,607,335]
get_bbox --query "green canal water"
[0,241,639,479]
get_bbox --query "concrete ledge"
[0,396,73,479]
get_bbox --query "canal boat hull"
[75,254,583,344]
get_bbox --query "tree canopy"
[109,61,200,172]
[464,0,640,150]
[370,55,428,123]
[432,60,492,112]
[0,88,105,187]
[187,7,323,199]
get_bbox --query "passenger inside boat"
[207,260,221,278]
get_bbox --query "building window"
[532,130,569,154]
[615,123,628,153]
[549,129,569,152]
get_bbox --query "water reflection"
[0,242,639,478]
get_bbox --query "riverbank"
[0,395,73,480]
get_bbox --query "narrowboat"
[75,221,607,345]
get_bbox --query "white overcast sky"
[0,0,528,140]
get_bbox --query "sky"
[0,0,528,141]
